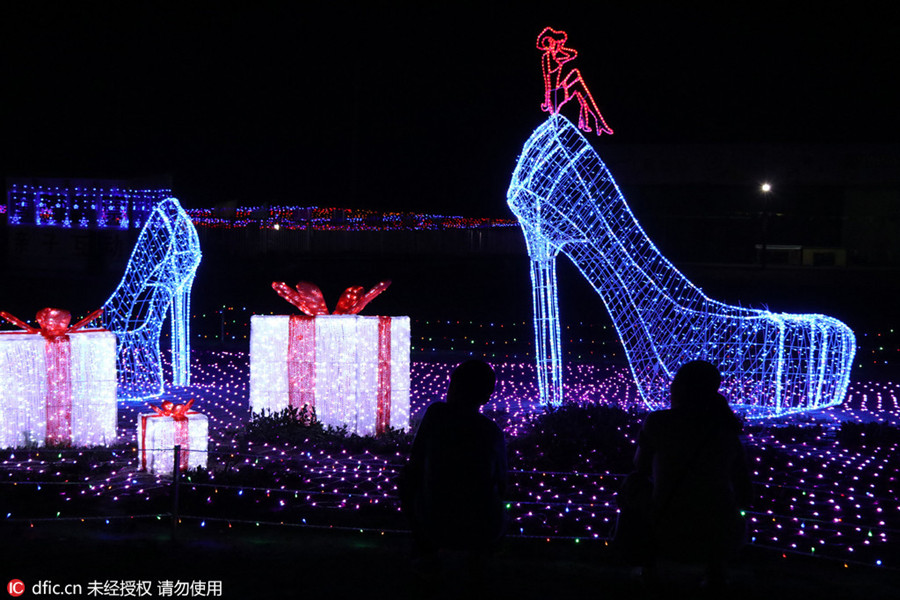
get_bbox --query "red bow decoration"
[149,399,195,421]
[272,281,391,316]
[0,307,104,339]
[141,398,198,472]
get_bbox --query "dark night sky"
[3,3,899,216]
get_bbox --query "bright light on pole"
[760,183,772,268]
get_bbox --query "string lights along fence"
[508,28,855,416]
[508,114,856,417]
[5,178,172,229]
[102,198,202,399]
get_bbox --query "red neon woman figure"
[537,27,613,136]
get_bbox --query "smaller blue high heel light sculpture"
[508,29,855,417]
[102,198,202,399]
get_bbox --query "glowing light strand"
[183,205,516,232]
[507,114,856,416]
[101,198,202,399]
[5,181,171,229]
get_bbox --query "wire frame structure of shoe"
[507,115,856,418]
[102,197,202,399]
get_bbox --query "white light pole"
[760,183,772,268]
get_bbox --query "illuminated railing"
[5,179,171,229]
[185,206,516,232]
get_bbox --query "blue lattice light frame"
[508,115,856,417]
[102,197,201,399]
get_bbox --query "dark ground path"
[3,520,897,599]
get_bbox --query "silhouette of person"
[633,360,752,587]
[402,360,507,557]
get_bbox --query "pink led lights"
[537,27,613,136]
[272,281,392,316]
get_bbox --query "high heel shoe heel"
[508,114,856,417]
[101,198,202,399]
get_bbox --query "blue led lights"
[5,180,171,229]
[102,198,202,399]
[507,115,856,417]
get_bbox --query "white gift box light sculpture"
[250,281,410,435]
[507,29,856,417]
[138,400,208,475]
[0,311,116,447]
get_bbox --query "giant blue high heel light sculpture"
[509,28,855,417]
[102,197,202,399]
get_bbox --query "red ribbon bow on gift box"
[0,307,104,338]
[149,399,195,420]
[271,280,396,435]
[272,281,391,316]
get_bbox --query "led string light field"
[1,350,897,568]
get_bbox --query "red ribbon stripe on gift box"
[274,281,395,434]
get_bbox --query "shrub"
[240,406,414,455]
[508,403,645,472]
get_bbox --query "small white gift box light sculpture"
[138,399,208,475]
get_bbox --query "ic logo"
[7,580,24,597]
